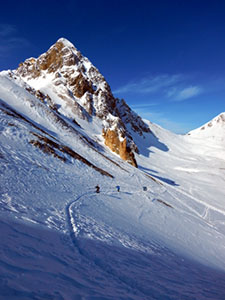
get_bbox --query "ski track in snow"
[65,191,153,298]
[166,183,225,232]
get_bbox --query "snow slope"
[1,55,225,298]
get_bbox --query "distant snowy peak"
[9,38,150,166]
[188,112,225,143]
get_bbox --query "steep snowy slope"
[1,40,225,299]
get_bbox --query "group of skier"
[95,185,148,193]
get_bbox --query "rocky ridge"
[13,38,150,166]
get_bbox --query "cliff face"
[14,38,151,166]
[102,129,137,167]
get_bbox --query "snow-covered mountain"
[11,38,151,167]
[1,39,225,299]
[188,112,225,143]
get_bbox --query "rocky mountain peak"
[13,38,151,166]
[17,38,102,83]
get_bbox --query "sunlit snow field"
[1,72,225,299]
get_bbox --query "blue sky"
[1,0,225,133]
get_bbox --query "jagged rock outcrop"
[14,38,151,166]
[102,128,137,167]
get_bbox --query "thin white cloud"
[113,74,183,95]
[178,86,202,100]
[130,102,159,109]
[114,73,203,102]
[168,86,202,101]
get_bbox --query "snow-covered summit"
[8,38,151,166]
[56,37,79,49]
[187,112,225,144]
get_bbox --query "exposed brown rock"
[117,99,151,135]
[103,128,137,167]
[29,139,66,162]
[38,41,64,72]
[30,132,113,178]
[69,73,94,98]
[119,138,137,167]
[156,199,173,208]
[35,90,46,103]
[17,41,74,78]
[103,129,120,154]
[17,57,40,78]
[94,89,117,119]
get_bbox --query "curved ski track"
[65,191,148,299]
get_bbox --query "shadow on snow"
[135,131,169,158]
[139,166,179,186]
[1,216,225,300]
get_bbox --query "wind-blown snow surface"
[1,72,225,299]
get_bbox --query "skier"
[95,185,100,193]
[116,185,120,192]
